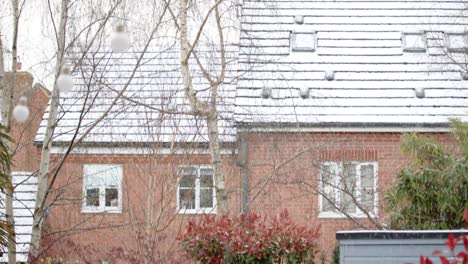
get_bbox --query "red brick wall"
[245,131,455,254]
[43,152,240,263]
[9,72,49,172]
[41,131,456,262]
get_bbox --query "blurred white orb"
[111,25,130,52]
[13,97,29,123]
[57,72,74,93]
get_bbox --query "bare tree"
[28,0,180,260]
[178,0,238,213]
[29,0,71,257]
[1,0,154,260]
[0,0,23,261]
[2,0,238,261]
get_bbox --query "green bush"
[386,119,468,230]
[332,244,339,264]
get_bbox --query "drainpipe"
[238,131,249,215]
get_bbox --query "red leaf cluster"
[178,210,320,263]
[420,209,468,264]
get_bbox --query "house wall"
[244,131,455,254]
[40,130,457,263]
[43,152,241,263]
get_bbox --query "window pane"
[321,165,336,212]
[105,167,121,186]
[85,171,105,187]
[200,168,213,176]
[342,163,357,193]
[342,164,356,185]
[361,165,374,189]
[361,165,375,212]
[180,167,196,176]
[86,188,99,207]
[321,165,334,185]
[322,195,336,212]
[342,164,357,214]
[179,174,196,188]
[200,189,213,208]
[200,174,213,188]
[361,188,375,212]
[105,188,118,207]
[179,189,195,210]
[341,192,356,214]
[84,165,121,187]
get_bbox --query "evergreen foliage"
[0,125,14,247]
[386,119,468,230]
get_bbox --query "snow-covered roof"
[235,0,468,127]
[36,45,238,145]
[35,1,468,145]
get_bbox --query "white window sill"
[81,207,122,214]
[176,208,217,215]
[318,212,377,219]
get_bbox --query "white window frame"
[82,164,122,213]
[177,165,217,214]
[445,32,467,53]
[402,32,427,53]
[318,161,378,218]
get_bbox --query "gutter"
[237,131,249,215]
[236,121,453,133]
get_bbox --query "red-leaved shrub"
[178,210,321,264]
[420,209,468,264]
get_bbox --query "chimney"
[10,72,50,172]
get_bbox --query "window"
[82,164,122,213]
[402,32,426,52]
[291,31,316,52]
[319,161,377,217]
[177,166,216,214]
[445,32,467,52]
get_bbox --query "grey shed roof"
[235,0,468,127]
[36,45,238,145]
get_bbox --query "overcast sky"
[1,0,240,90]
[1,0,58,87]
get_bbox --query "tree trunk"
[144,165,156,264]
[29,0,69,258]
[1,0,21,261]
[0,33,6,121]
[178,0,228,213]
[4,171,15,264]
[207,112,228,212]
